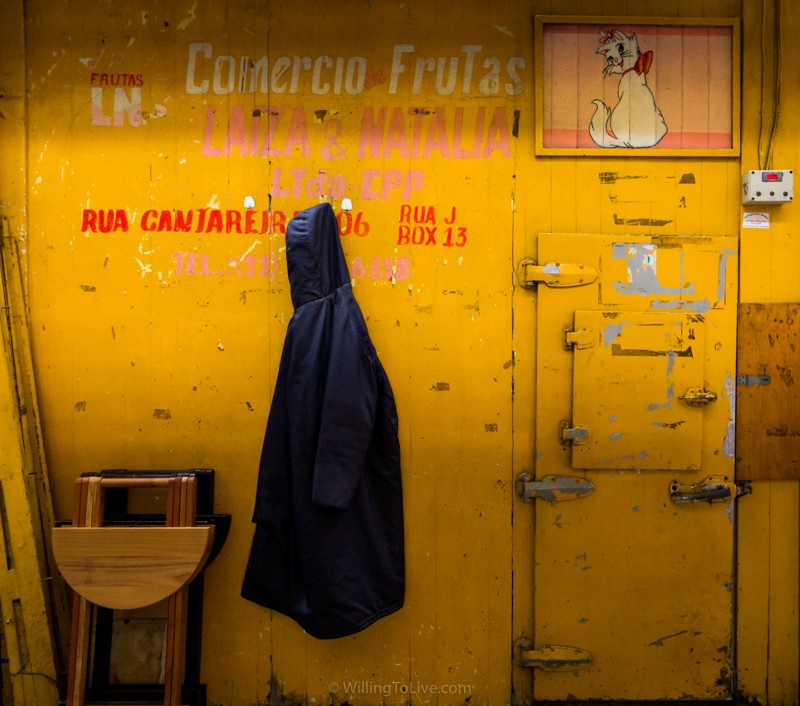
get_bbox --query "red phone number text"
[171,252,410,282]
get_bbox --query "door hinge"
[737,373,771,387]
[515,474,594,503]
[678,387,718,407]
[560,421,590,445]
[516,259,597,289]
[669,475,753,504]
[564,327,594,350]
[516,638,593,671]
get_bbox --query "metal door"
[523,233,739,700]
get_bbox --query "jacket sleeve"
[310,309,378,509]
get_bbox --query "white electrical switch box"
[742,170,794,205]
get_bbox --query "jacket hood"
[286,202,349,309]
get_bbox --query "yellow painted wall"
[0,0,798,705]
[737,0,800,701]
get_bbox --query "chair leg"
[66,477,103,706]
[65,594,91,706]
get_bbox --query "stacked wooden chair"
[52,471,225,706]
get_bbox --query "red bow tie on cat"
[620,50,653,77]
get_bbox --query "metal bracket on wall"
[516,638,593,671]
[564,327,594,350]
[737,373,771,386]
[515,474,594,504]
[560,421,591,445]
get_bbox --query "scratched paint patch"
[648,629,689,647]
[722,371,735,458]
[612,243,694,297]
[153,408,172,419]
[177,1,198,30]
[650,297,711,313]
[598,171,648,184]
[602,238,736,315]
[612,214,672,227]
[603,322,627,346]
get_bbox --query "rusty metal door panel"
[532,232,738,700]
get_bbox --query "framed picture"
[534,16,741,157]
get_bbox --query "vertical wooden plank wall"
[1,0,799,705]
[0,0,26,237]
[737,0,800,702]
[6,1,524,704]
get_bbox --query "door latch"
[516,259,598,289]
[560,421,591,445]
[669,475,752,504]
[678,388,718,407]
[564,327,594,350]
[516,638,593,671]
[737,373,771,387]
[515,474,594,503]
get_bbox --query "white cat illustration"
[589,27,668,148]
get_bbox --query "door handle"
[669,475,752,504]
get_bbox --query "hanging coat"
[241,201,404,639]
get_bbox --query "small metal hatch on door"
[568,310,707,470]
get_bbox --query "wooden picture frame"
[534,16,741,157]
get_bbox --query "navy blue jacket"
[242,202,404,638]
